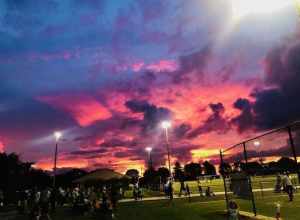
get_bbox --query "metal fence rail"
[220,121,300,217]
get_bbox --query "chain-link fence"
[220,121,300,217]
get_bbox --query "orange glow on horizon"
[191,148,219,160]
[34,158,89,171]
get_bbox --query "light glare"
[254,141,261,147]
[54,131,62,141]
[231,0,292,20]
[161,121,171,129]
[145,147,152,152]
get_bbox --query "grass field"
[119,175,300,219]
[10,193,300,220]
[11,197,227,220]
[124,174,299,199]
[7,175,299,220]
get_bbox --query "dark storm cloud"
[125,100,172,133]
[70,148,108,156]
[172,144,198,162]
[231,98,254,132]
[253,41,300,129]
[70,115,142,149]
[0,86,76,140]
[173,46,212,84]
[174,123,192,139]
[225,144,297,164]
[99,138,138,148]
[233,38,300,131]
[187,103,229,138]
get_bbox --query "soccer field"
[123,175,284,199]
[124,174,298,198]
[120,175,300,219]
[10,193,300,220]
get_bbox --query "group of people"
[275,172,295,201]
[133,183,143,201]
[16,187,57,219]
[164,178,174,200]
[0,185,122,219]
[178,181,191,197]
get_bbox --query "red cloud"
[0,141,4,153]
[38,94,112,127]
[130,59,178,73]
[146,60,178,72]
[132,62,145,72]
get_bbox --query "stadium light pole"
[254,141,263,165]
[53,131,62,190]
[145,147,153,169]
[161,121,172,177]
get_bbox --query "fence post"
[243,142,257,216]
[287,126,300,183]
[220,149,229,211]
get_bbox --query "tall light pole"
[145,147,153,169]
[53,132,62,190]
[254,141,263,165]
[161,121,172,177]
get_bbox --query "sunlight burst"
[231,0,292,20]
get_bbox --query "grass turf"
[9,193,300,220]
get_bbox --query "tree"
[0,152,51,202]
[125,169,139,179]
[241,161,263,175]
[157,167,170,183]
[203,161,216,175]
[56,169,87,187]
[174,161,184,181]
[277,157,297,172]
[184,162,202,180]
[143,168,159,186]
[219,162,232,176]
[125,169,139,183]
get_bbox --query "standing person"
[49,189,56,212]
[275,202,281,220]
[282,173,294,201]
[89,188,97,212]
[274,173,282,193]
[198,184,204,197]
[0,190,4,211]
[110,185,119,209]
[40,188,51,220]
[167,178,173,201]
[133,183,139,201]
[228,200,239,220]
[205,186,215,197]
[179,181,185,197]
[18,190,27,214]
[102,186,109,210]
[186,184,191,202]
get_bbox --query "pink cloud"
[37,94,112,127]
[0,141,4,153]
[146,60,178,72]
[132,62,145,72]
[128,59,179,73]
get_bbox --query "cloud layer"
[0,0,299,172]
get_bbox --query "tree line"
[0,152,87,202]
[220,157,299,176]
[125,160,218,186]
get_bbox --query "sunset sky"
[1,0,300,173]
